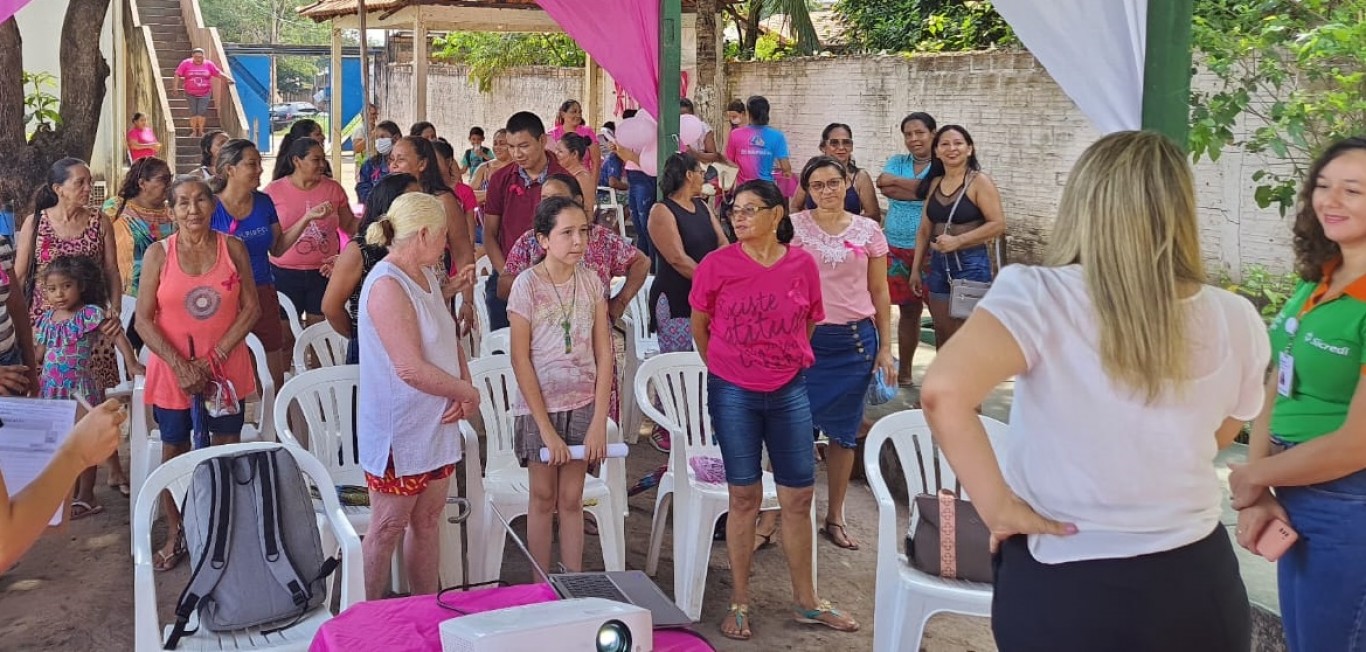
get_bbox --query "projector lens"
[596,619,632,652]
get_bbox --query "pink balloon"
[615,112,709,177]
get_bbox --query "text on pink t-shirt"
[507,265,605,415]
[263,177,348,270]
[176,59,221,97]
[789,211,889,324]
[689,244,825,392]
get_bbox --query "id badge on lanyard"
[1278,316,1299,398]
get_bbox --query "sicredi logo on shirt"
[1303,332,1353,357]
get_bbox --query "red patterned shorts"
[887,245,927,306]
[365,456,456,497]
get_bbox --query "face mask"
[375,138,394,155]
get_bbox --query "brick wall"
[381,52,1295,278]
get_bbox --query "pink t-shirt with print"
[789,210,889,324]
[690,244,825,392]
[507,265,605,415]
[175,59,222,97]
[263,177,349,270]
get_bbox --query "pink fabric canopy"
[0,0,35,24]
[536,0,661,118]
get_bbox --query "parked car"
[270,102,320,130]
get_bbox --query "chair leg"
[480,506,510,585]
[875,590,932,652]
[588,503,624,572]
[675,500,719,622]
[645,490,673,576]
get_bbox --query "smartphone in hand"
[1255,518,1299,562]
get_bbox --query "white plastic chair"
[453,292,480,362]
[276,290,305,342]
[467,354,624,584]
[618,276,656,444]
[291,321,349,374]
[473,277,491,341]
[111,294,140,399]
[634,352,811,620]
[128,334,276,508]
[475,255,493,277]
[863,409,1010,652]
[272,366,484,590]
[479,327,510,358]
[131,442,363,652]
[597,186,629,242]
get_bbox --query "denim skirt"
[807,318,877,448]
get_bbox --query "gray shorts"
[187,93,212,116]
[513,406,594,467]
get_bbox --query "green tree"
[724,0,820,60]
[433,33,585,93]
[1188,0,1366,213]
[200,0,336,98]
[833,0,1016,53]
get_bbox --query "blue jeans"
[626,170,656,259]
[706,373,814,488]
[1275,439,1366,651]
[484,269,510,331]
[925,245,992,300]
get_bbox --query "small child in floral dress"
[35,255,142,519]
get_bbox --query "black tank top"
[649,197,721,331]
[925,178,985,226]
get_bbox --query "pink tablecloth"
[310,583,716,652]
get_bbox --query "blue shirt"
[211,191,279,286]
[881,154,931,249]
[599,153,624,187]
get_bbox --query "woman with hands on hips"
[356,193,478,600]
[136,176,261,573]
[1229,137,1366,652]
[922,131,1269,651]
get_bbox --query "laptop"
[488,504,694,628]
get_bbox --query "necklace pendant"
[562,319,572,354]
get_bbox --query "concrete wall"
[382,51,1296,278]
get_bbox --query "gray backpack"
[165,447,338,649]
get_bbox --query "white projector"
[439,597,653,652]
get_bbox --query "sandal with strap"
[154,530,187,572]
[821,521,860,550]
[720,603,752,640]
[793,601,860,632]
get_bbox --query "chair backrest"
[626,276,655,347]
[634,352,717,459]
[115,294,138,382]
[468,354,520,474]
[245,333,276,442]
[475,255,493,277]
[277,290,305,340]
[473,277,491,340]
[273,366,363,486]
[864,409,1012,524]
[131,442,363,652]
[480,327,511,358]
[292,321,350,372]
[453,292,480,361]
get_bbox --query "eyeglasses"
[731,204,773,219]
[826,139,853,148]
[809,180,845,193]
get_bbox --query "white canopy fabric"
[993,0,1147,134]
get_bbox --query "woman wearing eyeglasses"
[691,179,859,640]
[788,124,880,221]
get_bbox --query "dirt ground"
[0,288,1001,651]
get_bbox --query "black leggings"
[992,527,1250,652]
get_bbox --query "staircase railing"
[180,0,249,142]
[126,0,177,172]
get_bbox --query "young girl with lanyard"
[507,195,614,574]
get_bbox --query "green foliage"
[833,0,1017,53]
[726,0,821,60]
[754,33,794,61]
[1219,264,1302,321]
[1189,0,1366,214]
[22,71,61,135]
[200,0,339,97]
[433,33,585,93]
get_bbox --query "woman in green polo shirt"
[1230,137,1366,652]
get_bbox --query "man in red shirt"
[483,111,594,330]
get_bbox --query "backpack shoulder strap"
[165,456,236,650]
[254,451,312,608]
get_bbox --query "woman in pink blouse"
[549,99,601,177]
[126,113,161,162]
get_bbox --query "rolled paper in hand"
[539,443,630,464]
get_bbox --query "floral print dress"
[28,212,120,389]
[36,305,105,402]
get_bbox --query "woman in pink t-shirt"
[126,113,161,162]
[174,48,233,138]
[690,179,860,639]
[264,137,358,326]
[789,156,895,552]
[549,99,601,177]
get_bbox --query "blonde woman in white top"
[357,193,477,600]
[921,131,1270,651]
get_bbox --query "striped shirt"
[0,236,18,354]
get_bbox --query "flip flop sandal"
[154,531,187,572]
[821,522,861,550]
[70,500,104,520]
[793,601,860,632]
[720,603,752,641]
[110,483,131,498]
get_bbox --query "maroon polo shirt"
[484,157,568,256]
